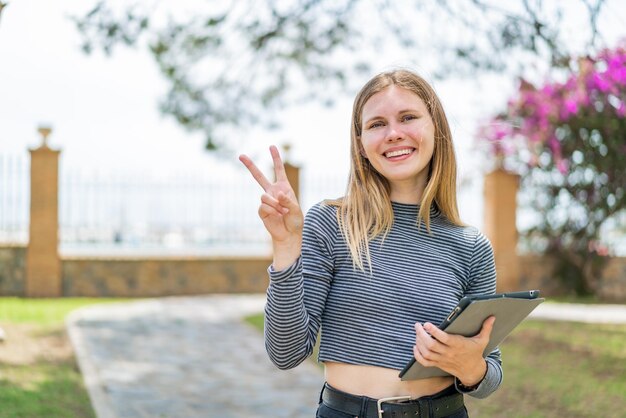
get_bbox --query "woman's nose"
[385,125,404,142]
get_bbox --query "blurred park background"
[1,0,626,417]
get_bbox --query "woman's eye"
[368,121,383,129]
[402,114,417,122]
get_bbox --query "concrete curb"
[67,307,119,418]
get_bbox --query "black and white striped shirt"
[266,201,502,398]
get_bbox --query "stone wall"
[0,245,26,296]
[519,254,626,301]
[0,246,271,297]
[2,244,624,300]
[600,258,626,300]
[61,256,272,297]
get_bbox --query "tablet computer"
[399,290,544,381]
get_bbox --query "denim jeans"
[315,384,469,418]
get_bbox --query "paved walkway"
[529,301,626,323]
[67,295,626,418]
[67,295,323,418]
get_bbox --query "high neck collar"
[391,201,441,218]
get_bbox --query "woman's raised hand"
[239,146,304,269]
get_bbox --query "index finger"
[270,145,288,182]
[239,154,271,191]
[423,322,450,345]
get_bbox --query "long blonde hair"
[327,69,463,271]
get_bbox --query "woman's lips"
[384,148,415,159]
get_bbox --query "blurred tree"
[0,2,8,25]
[73,0,610,150]
[479,45,626,296]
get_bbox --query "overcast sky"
[1,1,624,229]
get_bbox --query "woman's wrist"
[272,237,302,271]
[457,359,488,390]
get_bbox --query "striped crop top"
[265,201,503,398]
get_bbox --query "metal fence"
[0,153,347,255]
[0,154,29,243]
[59,166,348,255]
[59,169,263,255]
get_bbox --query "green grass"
[0,362,96,418]
[244,313,626,417]
[0,297,126,326]
[0,297,128,418]
[245,311,265,332]
[465,320,626,418]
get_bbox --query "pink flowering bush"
[479,44,626,296]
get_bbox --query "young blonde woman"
[239,69,501,418]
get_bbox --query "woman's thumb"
[479,316,496,339]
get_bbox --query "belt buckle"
[377,395,412,418]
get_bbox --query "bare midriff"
[324,362,454,399]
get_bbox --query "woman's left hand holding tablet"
[413,316,496,387]
[239,145,304,270]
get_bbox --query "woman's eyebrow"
[364,108,420,124]
[363,115,384,125]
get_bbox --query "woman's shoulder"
[433,216,491,249]
[303,199,343,233]
[303,200,343,248]
[306,199,341,220]
[456,224,493,255]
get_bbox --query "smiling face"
[359,85,435,203]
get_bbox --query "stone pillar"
[284,162,300,202]
[483,169,520,292]
[26,126,61,297]
[281,143,300,201]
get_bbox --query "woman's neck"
[389,183,425,204]
[388,173,428,204]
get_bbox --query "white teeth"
[385,149,413,158]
